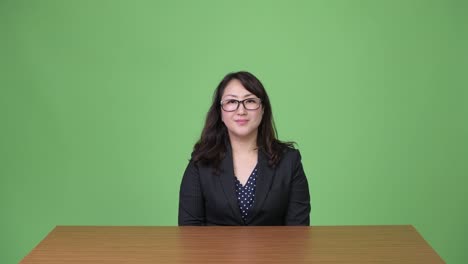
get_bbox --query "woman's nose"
[236,103,247,114]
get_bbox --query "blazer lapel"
[219,144,244,224]
[246,149,275,224]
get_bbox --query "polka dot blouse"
[234,166,258,222]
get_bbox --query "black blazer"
[178,146,311,226]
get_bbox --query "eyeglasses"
[220,98,262,112]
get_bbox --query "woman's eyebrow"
[222,93,255,99]
[242,93,254,98]
[224,93,254,98]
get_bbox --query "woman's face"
[221,79,263,141]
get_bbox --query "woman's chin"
[228,128,257,139]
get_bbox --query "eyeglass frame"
[220,98,262,112]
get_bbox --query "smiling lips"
[235,119,249,125]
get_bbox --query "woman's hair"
[192,71,294,171]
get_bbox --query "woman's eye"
[245,99,256,104]
[226,100,238,105]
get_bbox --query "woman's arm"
[285,150,311,225]
[178,160,206,225]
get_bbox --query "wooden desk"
[20,225,444,263]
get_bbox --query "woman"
[178,71,310,226]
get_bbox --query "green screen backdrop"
[1,0,467,263]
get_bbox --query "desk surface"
[20,225,444,263]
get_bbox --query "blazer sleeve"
[285,150,311,225]
[178,160,206,226]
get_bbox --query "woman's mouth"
[235,119,248,125]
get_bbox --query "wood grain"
[20,225,444,263]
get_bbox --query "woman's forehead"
[222,79,254,98]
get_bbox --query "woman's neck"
[229,133,258,155]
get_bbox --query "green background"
[1,0,467,263]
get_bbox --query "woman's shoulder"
[281,145,301,160]
[271,141,301,164]
[274,140,299,154]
